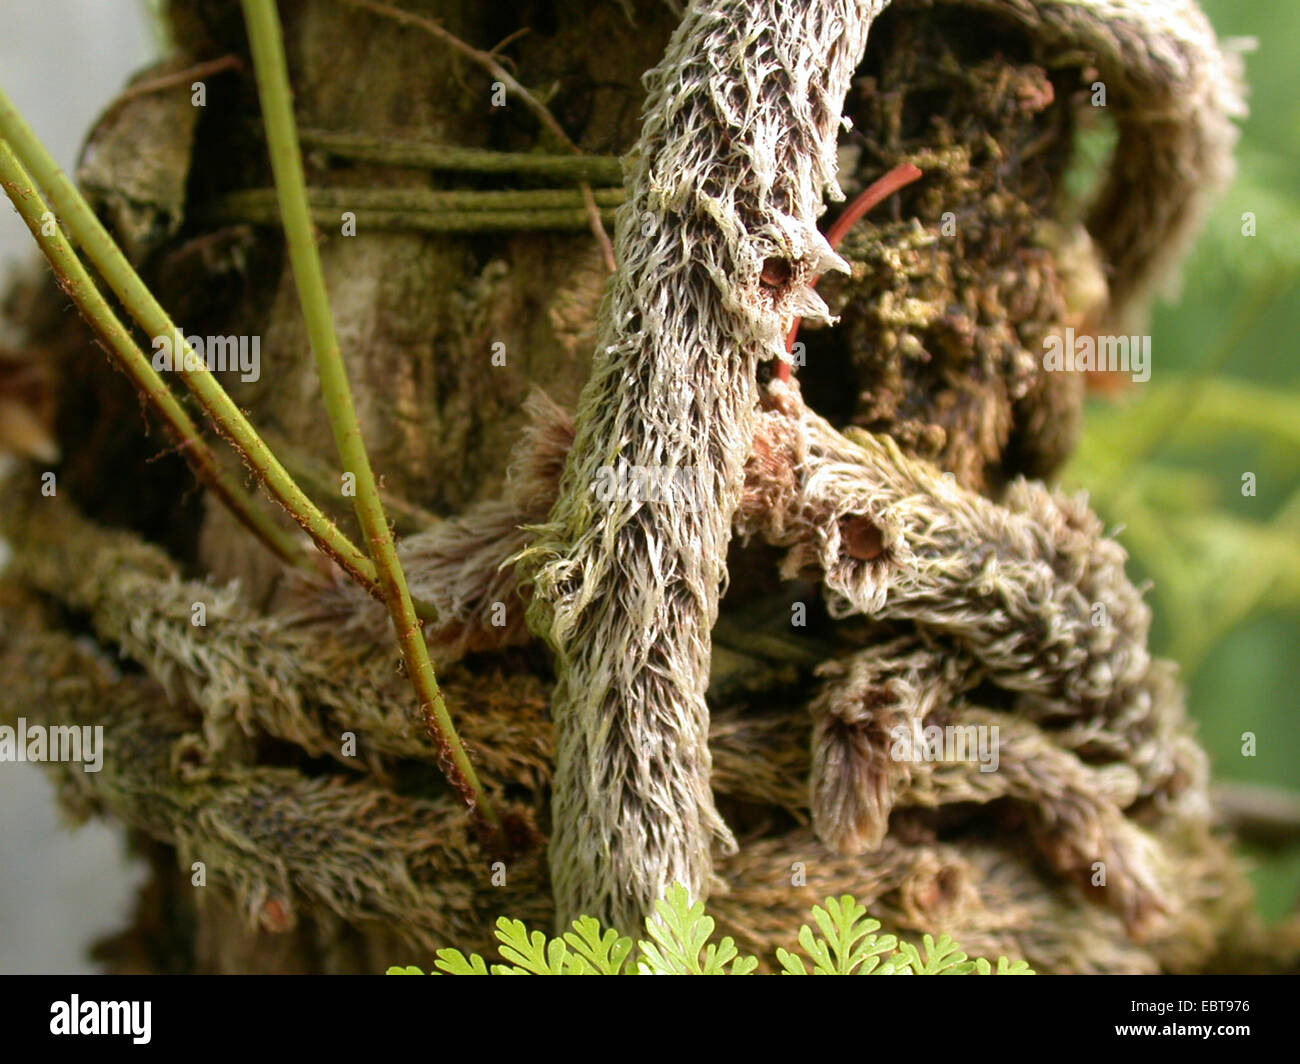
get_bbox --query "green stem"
[240,0,498,830]
[0,83,384,599]
[203,196,616,234]
[332,0,616,269]
[221,186,623,211]
[262,427,442,538]
[0,139,304,568]
[297,129,621,182]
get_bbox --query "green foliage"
[775,894,902,974]
[422,914,637,976]
[637,884,758,974]
[562,915,639,975]
[978,956,1036,975]
[387,885,1034,975]
[1069,373,1300,675]
[1156,0,1300,924]
[1061,2,1300,921]
[897,933,979,975]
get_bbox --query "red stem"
[778,162,923,382]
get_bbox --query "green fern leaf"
[493,917,571,975]
[777,895,902,974]
[775,948,811,975]
[395,892,1033,975]
[563,915,636,975]
[973,955,1035,974]
[638,883,758,974]
[431,949,490,975]
[899,934,977,975]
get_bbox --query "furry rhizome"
[1,0,1258,974]
[520,0,893,930]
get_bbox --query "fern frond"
[493,918,572,975]
[388,885,1033,975]
[637,884,759,974]
[431,949,490,975]
[898,934,977,975]
[563,916,637,975]
[776,895,902,974]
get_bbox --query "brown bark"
[0,0,1274,973]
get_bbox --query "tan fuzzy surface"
[0,0,1271,974]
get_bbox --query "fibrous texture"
[521,0,892,929]
[0,0,1266,975]
[392,358,1221,940]
[946,0,1247,331]
[0,494,1252,971]
[1,486,803,805]
[737,378,1206,932]
[400,390,575,659]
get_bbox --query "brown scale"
[795,6,1085,494]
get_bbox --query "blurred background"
[0,0,1295,971]
[1062,0,1300,924]
[0,0,156,975]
